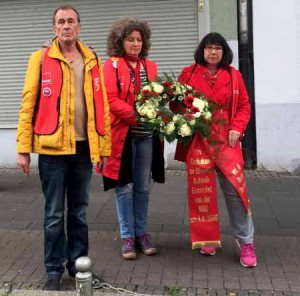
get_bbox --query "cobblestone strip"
[0,167,297,177]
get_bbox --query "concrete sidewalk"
[0,168,300,295]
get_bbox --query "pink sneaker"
[199,246,216,256]
[238,242,257,268]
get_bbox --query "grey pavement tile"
[257,177,300,192]
[239,276,258,290]
[275,214,300,229]
[207,276,224,289]
[271,278,291,291]
[147,224,164,233]
[224,280,240,290]
[191,280,208,289]
[88,223,118,231]
[130,276,146,285]
[160,278,177,287]
[256,282,274,291]
[268,198,300,214]
[145,277,161,286]
[290,286,300,293]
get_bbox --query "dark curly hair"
[194,32,233,68]
[106,18,151,58]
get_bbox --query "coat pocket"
[38,117,64,149]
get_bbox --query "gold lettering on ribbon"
[191,158,211,165]
[192,176,210,184]
[195,167,214,174]
[195,197,203,203]
[189,169,195,175]
[232,163,243,176]
[239,182,246,193]
[198,205,208,212]
[232,168,238,175]
[204,195,211,202]
[191,186,213,194]
[236,174,244,183]
[196,215,219,223]
[190,217,197,223]
[207,215,219,222]
[198,215,206,222]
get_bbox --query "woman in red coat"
[175,32,257,267]
[101,18,164,260]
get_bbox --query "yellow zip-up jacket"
[16,38,111,162]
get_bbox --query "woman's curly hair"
[106,18,151,58]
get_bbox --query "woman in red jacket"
[175,32,257,267]
[101,18,164,260]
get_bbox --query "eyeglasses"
[205,45,223,52]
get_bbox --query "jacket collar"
[48,37,97,67]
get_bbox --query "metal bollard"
[75,256,93,296]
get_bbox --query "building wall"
[253,0,300,173]
[210,0,237,39]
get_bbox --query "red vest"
[33,48,105,136]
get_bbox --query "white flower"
[194,112,201,118]
[172,114,183,123]
[192,98,205,112]
[151,82,164,94]
[189,119,196,126]
[137,103,156,119]
[146,107,157,119]
[178,123,192,136]
[175,82,183,94]
[165,122,175,135]
[142,85,151,91]
[204,111,212,120]
[137,105,148,116]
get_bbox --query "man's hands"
[17,153,31,176]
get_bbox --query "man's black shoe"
[68,268,76,278]
[42,274,62,291]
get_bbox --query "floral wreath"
[135,75,212,144]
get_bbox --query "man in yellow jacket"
[16,5,111,291]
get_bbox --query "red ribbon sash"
[186,135,250,249]
[186,136,221,248]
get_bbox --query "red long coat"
[175,64,251,163]
[102,57,161,181]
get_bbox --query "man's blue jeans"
[38,141,92,275]
[116,136,153,238]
